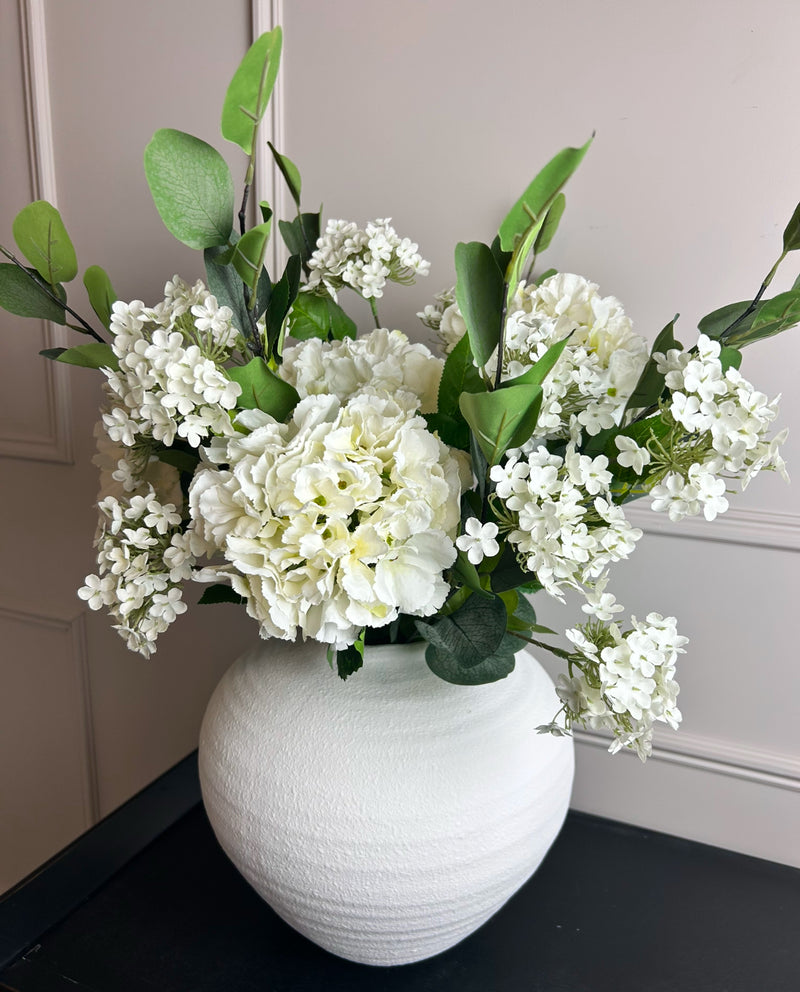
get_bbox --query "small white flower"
[456,518,500,565]
[614,435,651,475]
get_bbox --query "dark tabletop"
[1,754,798,992]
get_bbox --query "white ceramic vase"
[198,638,574,966]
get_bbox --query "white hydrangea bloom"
[307,218,429,301]
[188,393,464,648]
[280,327,443,414]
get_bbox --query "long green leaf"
[204,243,248,332]
[437,330,484,418]
[144,129,234,249]
[268,142,302,207]
[221,28,283,155]
[232,218,272,293]
[0,264,66,323]
[41,342,118,370]
[83,265,116,329]
[459,381,543,464]
[227,357,298,421]
[624,318,680,413]
[782,202,800,252]
[12,201,77,286]
[266,254,302,360]
[533,193,566,255]
[287,291,356,342]
[498,139,592,252]
[501,335,571,389]
[454,241,504,369]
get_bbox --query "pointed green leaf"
[83,265,116,328]
[336,631,365,681]
[12,201,77,285]
[625,318,680,413]
[204,243,248,332]
[741,289,800,344]
[279,211,320,271]
[536,267,558,285]
[268,142,302,207]
[287,291,356,342]
[266,254,302,360]
[719,345,742,372]
[422,412,471,451]
[232,219,272,293]
[459,382,543,464]
[501,335,571,389]
[144,128,234,249]
[227,357,298,421]
[0,264,66,323]
[221,27,283,155]
[698,300,751,341]
[782,201,800,253]
[454,241,504,369]
[43,342,118,370]
[498,139,591,252]
[437,330,485,418]
[533,192,566,255]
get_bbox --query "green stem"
[369,296,381,328]
[722,249,787,340]
[509,630,573,660]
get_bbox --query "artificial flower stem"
[369,297,381,328]
[722,249,787,340]
[0,245,106,342]
[509,630,573,661]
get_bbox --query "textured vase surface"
[198,639,574,966]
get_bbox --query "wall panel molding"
[1,0,72,464]
[625,503,800,553]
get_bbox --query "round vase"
[198,638,574,966]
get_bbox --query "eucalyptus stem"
[509,630,573,661]
[0,245,106,342]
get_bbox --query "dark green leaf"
[204,243,248,332]
[278,211,320,271]
[698,300,751,341]
[227,357,299,421]
[0,264,66,323]
[266,254,302,360]
[489,234,512,275]
[414,593,507,668]
[155,446,200,474]
[535,267,558,285]
[437,330,485,418]
[425,634,517,685]
[490,543,541,594]
[498,139,592,252]
[454,241,504,369]
[625,318,680,414]
[740,289,800,345]
[255,267,272,320]
[12,201,78,285]
[43,341,118,370]
[336,635,365,681]
[268,142,302,207]
[459,381,543,464]
[501,335,570,389]
[452,550,492,596]
[782,201,800,253]
[288,291,357,342]
[198,584,245,605]
[221,28,283,155]
[83,265,116,328]
[422,411,470,451]
[533,192,566,255]
[144,129,234,249]
[719,345,742,372]
[232,220,272,293]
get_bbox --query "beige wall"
[0,0,797,889]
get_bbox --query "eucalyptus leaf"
[415,593,507,668]
[498,139,591,252]
[232,220,272,293]
[424,634,517,685]
[490,543,541,594]
[287,291,356,342]
[0,264,66,323]
[227,357,299,420]
[42,341,118,370]
[221,28,282,155]
[12,200,78,286]
[268,142,302,206]
[83,265,116,328]
[144,129,234,249]
[459,381,543,464]
[454,241,505,369]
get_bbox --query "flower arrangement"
[0,28,794,760]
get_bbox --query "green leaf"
[535,267,558,285]
[268,142,302,207]
[232,219,272,293]
[498,139,592,252]
[719,345,742,372]
[144,129,234,249]
[415,592,507,669]
[625,318,680,413]
[422,411,470,452]
[437,330,485,418]
[782,202,800,253]
[83,265,116,328]
[697,300,751,340]
[454,242,504,369]
[501,335,570,389]
[155,446,200,474]
[221,28,283,155]
[336,632,365,681]
[453,549,492,596]
[288,291,357,342]
[279,211,321,273]
[266,254,302,360]
[533,192,566,255]
[0,264,66,323]
[489,234,512,275]
[227,357,299,421]
[198,584,245,605]
[43,342,118,370]
[459,381,543,464]
[12,201,78,285]
[204,243,248,332]
[425,634,517,685]
[740,290,800,345]
[489,543,541,594]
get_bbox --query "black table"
[1,754,798,992]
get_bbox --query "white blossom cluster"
[281,328,443,415]
[306,218,430,300]
[489,437,643,606]
[101,276,243,451]
[545,613,687,759]
[640,333,789,522]
[421,273,648,439]
[78,488,197,658]
[188,393,465,648]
